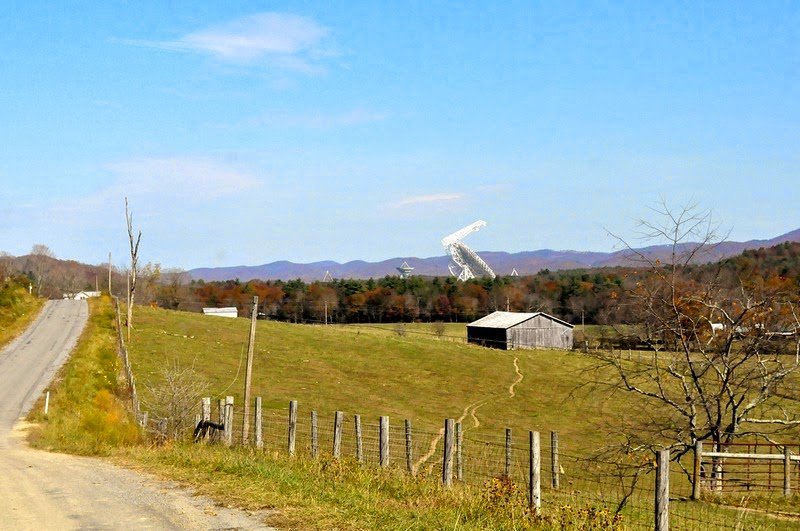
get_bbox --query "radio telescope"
[441,220,496,281]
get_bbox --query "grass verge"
[27,296,141,454]
[0,284,44,349]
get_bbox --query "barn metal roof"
[467,311,574,329]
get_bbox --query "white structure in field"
[63,290,101,300]
[441,220,496,281]
[202,307,238,318]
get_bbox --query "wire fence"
[141,395,799,531]
[115,301,800,529]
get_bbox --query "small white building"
[63,291,101,300]
[202,307,238,319]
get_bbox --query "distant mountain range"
[188,228,800,282]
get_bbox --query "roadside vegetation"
[27,296,140,454]
[0,275,44,348]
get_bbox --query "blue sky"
[1,1,798,269]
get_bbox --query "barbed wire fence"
[146,393,797,531]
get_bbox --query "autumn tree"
[594,202,800,479]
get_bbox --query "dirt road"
[0,299,273,530]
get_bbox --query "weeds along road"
[0,299,272,530]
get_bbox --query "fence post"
[202,397,211,422]
[311,410,318,458]
[224,396,234,446]
[785,446,792,497]
[529,431,541,511]
[456,421,463,482]
[254,397,263,449]
[332,411,343,459]
[505,428,512,477]
[140,411,148,429]
[655,449,670,531]
[405,419,414,474]
[288,400,298,456]
[443,418,454,487]
[692,441,702,500]
[551,431,559,489]
[354,414,363,464]
[379,416,390,468]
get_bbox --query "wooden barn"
[467,311,574,350]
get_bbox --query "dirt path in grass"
[508,357,523,398]
[0,299,273,530]
[414,356,524,472]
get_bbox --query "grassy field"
[127,307,647,456]
[0,285,44,349]
[29,302,799,529]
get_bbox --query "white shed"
[202,307,238,318]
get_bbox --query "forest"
[3,241,799,328]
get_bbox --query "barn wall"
[509,315,573,350]
[467,326,509,350]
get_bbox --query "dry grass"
[0,285,44,349]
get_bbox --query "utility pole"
[242,295,259,444]
[506,297,510,312]
[324,301,328,325]
[107,252,112,295]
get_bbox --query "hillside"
[127,306,646,455]
[188,227,800,281]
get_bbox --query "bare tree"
[141,360,209,440]
[592,201,800,479]
[0,251,15,283]
[28,244,55,296]
[125,198,142,338]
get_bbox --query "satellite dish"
[441,220,496,281]
[396,261,414,279]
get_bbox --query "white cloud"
[391,193,464,208]
[124,13,333,73]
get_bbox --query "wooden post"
[505,428,512,477]
[529,431,541,511]
[785,446,792,497]
[551,431,559,489]
[379,416,390,468]
[354,414,363,463]
[107,251,112,295]
[332,411,343,459]
[442,419,454,487]
[405,419,414,474]
[456,421,463,482]
[288,400,298,456]
[242,295,259,444]
[655,449,670,531]
[224,396,234,446]
[311,410,318,458]
[140,411,148,429]
[692,441,702,500]
[254,397,263,449]
[44,391,50,415]
[202,397,211,423]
